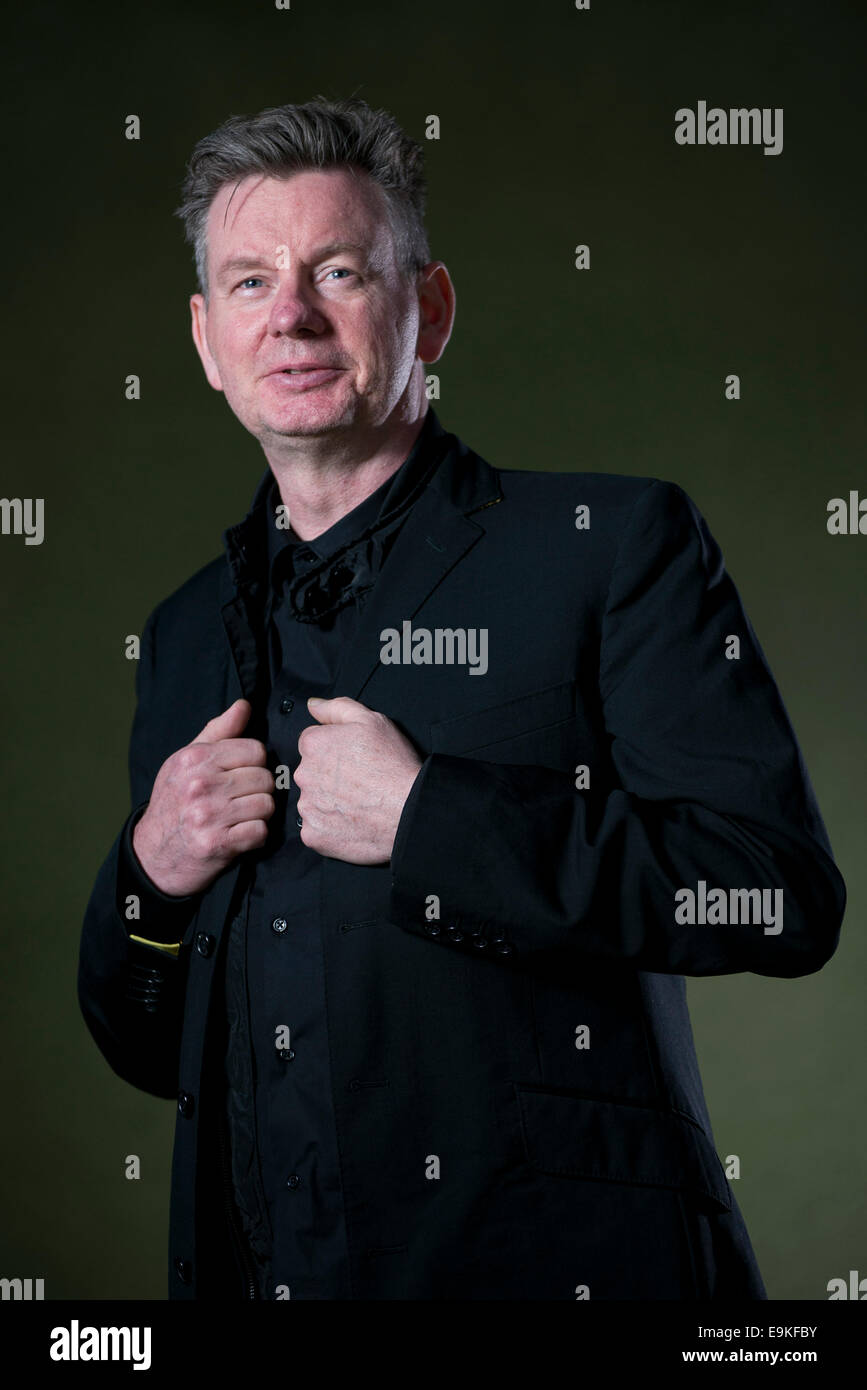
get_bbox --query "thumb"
[195,698,252,743]
[307,695,371,725]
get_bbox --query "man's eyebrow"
[309,240,368,260]
[215,242,369,286]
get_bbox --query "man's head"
[174,97,454,453]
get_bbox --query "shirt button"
[296,816,303,828]
[271,918,288,935]
[195,932,215,958]
[177,1091,195,1118]
[446,925,464,943]
[286,1174,301,1189]
[279,1048,296,1062]
[296,547,316,564]
[174,1257,192,1285]
[495,943,514,956]
[280,697,294,715]
[424,921,442,937]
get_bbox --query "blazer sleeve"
[78,605,198,1099]
[388,479,846,977]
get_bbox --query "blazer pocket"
[429,679,576,755]
[514,1084,732,1214]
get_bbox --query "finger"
[222,818,270,855]
[194,698,251,744]
[226,766,276,798]
[306,695,374,724]
[224,792,276,826]
[211,737,270,769]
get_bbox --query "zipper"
[217,1105,259,1300]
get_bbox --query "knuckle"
[178,745,202,773]
[188,800,210,829]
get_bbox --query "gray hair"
[174,95,431,299]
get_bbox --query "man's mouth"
[266,365,345,389]
[270,364,343,375]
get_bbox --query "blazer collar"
[218,419,503,703]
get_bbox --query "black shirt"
[118,407,451,1299]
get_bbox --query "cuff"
[388,754,516,961]
[117,804,201,943]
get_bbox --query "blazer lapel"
[332,450,501,702]
[217,433,504,713]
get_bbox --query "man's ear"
[415,262,456,365]
[190,294,224,391]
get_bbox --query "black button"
[195,933,215,958]
[272,918,288,935]
[295,547,316,564]
[174,1257,192,1285]
[424,921,442,937]
[280,697,294,715]
[446,926,464,943]
[296,816,303,828]
[286,1174,301,1189]
[177,1091,195,1118]
[278,1048,296,1062]
[495,943,514,956]
[471,938,488,950]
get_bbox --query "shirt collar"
[265,406,447,583]
[223,406,447,590]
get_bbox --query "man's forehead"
[207,168,385,248]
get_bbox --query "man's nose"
[268,279,328,336]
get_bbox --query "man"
[78,96,846,1302]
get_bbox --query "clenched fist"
[295,695,424,864]
[132,698,275,896]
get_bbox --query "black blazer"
[78,421,845,1300]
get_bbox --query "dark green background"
[1,0,863,1299]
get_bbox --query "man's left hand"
[294,696,424,864]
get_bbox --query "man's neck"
[263,410,428,542]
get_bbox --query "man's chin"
[251,399,361,442]
[263,415,353,440]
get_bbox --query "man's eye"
[325,268,355,281]
[238,277,263,289]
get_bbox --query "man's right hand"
[131,698,275,897]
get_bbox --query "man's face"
[190,167,426,446]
